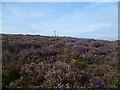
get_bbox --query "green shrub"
[76,61,88,69]
[107,78,119,88]
[2,66,20,87]
[95,70,104,77]
[95,61,103,65]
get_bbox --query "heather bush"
[77,46,90,54]
[9,62,46,88]
[2,34,119,88]
[7,61,96,88]
[95,80,107,88]
[92,41,105,48]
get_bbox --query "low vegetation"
[1,34,119,88]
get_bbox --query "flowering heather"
[2,34,119,88]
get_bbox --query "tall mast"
[54,30,56,37]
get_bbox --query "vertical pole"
[54,30,56,37]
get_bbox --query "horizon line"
[0,33,118,41]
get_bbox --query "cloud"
[2,2,118,40]
[78,23,118,40]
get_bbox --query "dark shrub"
[107,78,119,88]
[76,61,88,69]
[95,70,104,77]
[92,41,105,48]
[2,66,20,87]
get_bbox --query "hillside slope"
[1,34,119,88]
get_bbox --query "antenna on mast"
[54,30,56,37]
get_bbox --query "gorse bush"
[70,59,77,63]
[70,59,88,69]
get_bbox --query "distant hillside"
[1,34,119,88]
